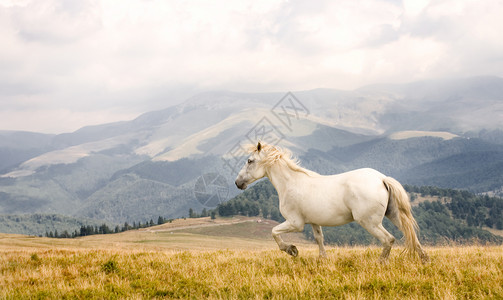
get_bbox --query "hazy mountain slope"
[0,177,78,215]
[360,76,503,132]
[301,136,503,194]
[289,124,376,151]
[75,154,239,223]
[400,151,503,192]
[113,157,214,186]
[0,131,55,172]
[76,174,201,223]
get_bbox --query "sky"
[0,0,502,134]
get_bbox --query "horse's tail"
[383,177,429,263]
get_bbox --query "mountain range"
[1,76,502,225]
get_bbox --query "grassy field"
[1,219,503,299]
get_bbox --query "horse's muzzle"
[235,180,247,190]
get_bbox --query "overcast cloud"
[1,0,502,133]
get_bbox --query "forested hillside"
[0,214,105,237]
[217,180,503,245]
[406,185,503,230]
[217,180,284,223]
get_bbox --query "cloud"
[400,0,503,77]
[12,0,102,44]
[0,0,502,133]
[0,108,138,134]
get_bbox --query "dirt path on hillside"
[140,216,266,233]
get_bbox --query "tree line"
[186,180,285,222]
[215,180,285,222]
[405,185,503,230]
[45,216,172,239]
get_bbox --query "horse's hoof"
[421,253,430,264]
[378,257,389,265]
[286,245,298,257]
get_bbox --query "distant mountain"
[0,76,502,226]
[301,136,503,193]
[358,76,503,133]
[0,131,55,172]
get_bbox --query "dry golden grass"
[1,245,502,299]
[1,224,502,299]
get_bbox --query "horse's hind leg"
[357,220,395,263]
[311,224,327,258]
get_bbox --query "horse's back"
[323,168,386,192]
[344,167,386,184]
[298,168,389,226]
[338,167,386,179]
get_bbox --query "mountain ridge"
[1,76,502,224]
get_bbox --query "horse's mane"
[247,143,319,177]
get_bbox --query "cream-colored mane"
[247,143,319,177]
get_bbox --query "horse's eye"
[247,159,253,164]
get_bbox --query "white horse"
[235,142,429,263]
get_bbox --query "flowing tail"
[383,177,430,263]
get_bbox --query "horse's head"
[235,141,267,190]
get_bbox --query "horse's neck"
[266,163,302,198]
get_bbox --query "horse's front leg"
[272,220,304,257]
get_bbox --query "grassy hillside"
[1,225,502,299]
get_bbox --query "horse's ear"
[257,141,262,152]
